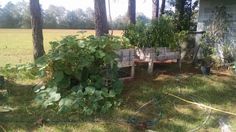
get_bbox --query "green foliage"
[199,33,216,66]
[123,17,179,49]
[35,35,124,115]
[174,0,198,31]
[123,22,151,48]
[222,45,235,63]
[149,17,178,49]
[203,6,233,64]
[0,63,38,80]
[200,33,215,57]
[175,30,189,48]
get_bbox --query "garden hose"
[134,99,154,115]
[0,125,6,132]
[165,92,236,116]
[188,95,212,132]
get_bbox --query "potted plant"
[199,33,215,75]
[200,57,213,75]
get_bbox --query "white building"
[196,0,236,62]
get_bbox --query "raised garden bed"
[116,48,135,79]
[135,47,180,74]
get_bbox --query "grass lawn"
[0,64,236,132]
[0,29,123,67]
[0,29,236,131]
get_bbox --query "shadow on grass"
[120,64,236,131]
[0,64,236,131]
[0,81,130,131]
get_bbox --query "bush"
[199,32,217,66]
[35,35,124,115]
[0,63,38,80]
[123,17,179,49]
[149,17,178,49]
[123,22,151,48]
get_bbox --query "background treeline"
[0,1,150,29]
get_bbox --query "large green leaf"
[59,98,74,107]
[108,90,116,98]
[54,71,64,83]
[58,97,75,113]
[48,92,61,102]
[85,86,95,95]
[96,50,106,58]
[58,75,71,88]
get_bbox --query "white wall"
[198,0,236,38]
[196,0,236,60]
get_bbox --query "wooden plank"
[116,48,135,68]
[119,76,133,80]
[135,48,156,61]
[148,61,154,74]
[116,49,135,79]
[134,59,178,64]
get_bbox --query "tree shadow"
[120,64,236,131]
[1,66,236,131]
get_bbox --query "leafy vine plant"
[34,35,130,115]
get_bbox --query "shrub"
[35,35,124,115]
[199,32,216,66]
[149,17,178,49]
[123,21,151,48]
[123,17,179,49]
[0,63,38,80]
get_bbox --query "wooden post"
[131,65,135,78]
[116,49,135,79]
[0,75,5,88]
[148,61,154,74]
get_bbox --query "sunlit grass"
[1,66,236,131]
[0,29,236,131]
[0,29,123,67]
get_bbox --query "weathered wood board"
[135,47,180,74]
[115,49,135,79]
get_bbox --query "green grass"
[0,29,123,67]
[0,64,236,132]
[0,29,236,131]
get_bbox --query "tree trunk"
[128,0,136,24]
[30,0,45,60]
[160,0,166,16]
[152,0,159,20]
[94,0,109,36]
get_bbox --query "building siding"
[196,0,236,60]
[197,0,236,34]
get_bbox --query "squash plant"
[35,35,125,115]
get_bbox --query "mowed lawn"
[0,29,236,131]
[0,29,123,67]
[1,68,236,131]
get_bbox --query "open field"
[0,29,123,67]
